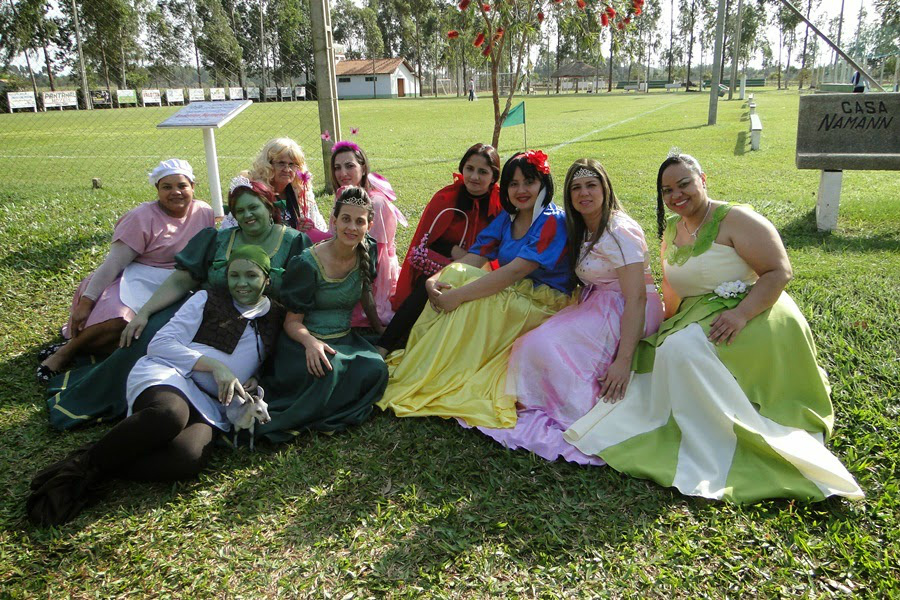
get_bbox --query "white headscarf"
[149,158,195,186]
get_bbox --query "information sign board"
[294,86,306,99]
[7,91,37,112]
[246,87,260,99]
[209,88,226,101]
[265,87,278,99]
[188,88,205,102]
[90,90,112,105]
[166,88,185,104]
[142,89,162,105]
[116,89,137,105]
[280,87,292,100]
[228,87,243,100]
[156,100,253,129]
[43,90,78,109]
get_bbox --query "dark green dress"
[47,225,309,430]
[258,243,389,442]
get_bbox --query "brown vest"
[192,291,284,357]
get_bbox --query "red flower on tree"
[447,30,460,39]
[601,12,609,26]
[458,0,471,8]
[633,6,642,14]
[473,32,486,47]
[605,5,616,17]
[623,17,631,24]
[482,43,492,56]
[493,27,504,41]
[537,10,544,21]
[617,20,625,29]
[482,3,490,11]
[576,0,586,9]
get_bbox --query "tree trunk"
[798,0,812,89]
[415,17,422,97]
[607,31,614,92]
[777,23,783,89]
[668,0,674,82]
[101,45,112,95]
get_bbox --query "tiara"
[667,147,682,158]
[336,194,370,207]
[229,175,253,194]
[332,140,361,155]
[571,167,599,180]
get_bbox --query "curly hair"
[249,138,310,198]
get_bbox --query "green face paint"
[232,192,271,238]
[226,259,268,306]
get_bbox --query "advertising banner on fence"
[280,87,292,100]
[210,88,226,101]
[188,88,205,102]
[166,88,185,104]
[246,87,260,99]
[142,89,162,105]
[265,87,278,99]
[117,89,137,105]
[90,90,112,105]
[43,90,78,109]
[228,87,243,100]
[294,86,306,99]
[7,91,37,112]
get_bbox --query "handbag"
[409,207,469,276]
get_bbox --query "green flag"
[501,101,525,128]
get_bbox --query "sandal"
[38,342,67,362]
[36,364,60,383]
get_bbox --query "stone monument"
[796,92,899,231]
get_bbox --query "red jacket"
[392,174,501,309]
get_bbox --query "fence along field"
[1,0,320,197]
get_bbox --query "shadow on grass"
[0,231,109,273]
[781,208,900,253]
[734,131,749,156]
[545,123,707,148]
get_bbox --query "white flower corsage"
[714,280,748,299]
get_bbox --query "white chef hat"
[149,158,195,186]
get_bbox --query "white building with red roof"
[335,58,420,99]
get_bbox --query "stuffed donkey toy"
[225,386,271,451]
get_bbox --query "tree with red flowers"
[449,0,644,150]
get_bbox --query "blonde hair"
[249,138,310,199]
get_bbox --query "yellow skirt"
[378,263,573,428]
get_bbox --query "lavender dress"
[476,212,665,465]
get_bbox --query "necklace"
[682,202,712,238]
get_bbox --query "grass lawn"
[1,90,898,597]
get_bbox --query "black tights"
[377,276,429,352]
[88,385,214,481]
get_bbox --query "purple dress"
[477,212,665,465]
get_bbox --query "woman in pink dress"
[329,140,407,330]
[37,159,214,381]
[476,158,665,464]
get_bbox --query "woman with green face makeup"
[45,177,311,431]
[28,247,284,526]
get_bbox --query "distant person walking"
[468,78,476,101]
[851,71,866,93]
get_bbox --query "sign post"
[157,100,253,218]
[796,93,900,231]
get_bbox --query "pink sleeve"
[368,191,396,246]
[596,215,648,269]
[111,204,152,254]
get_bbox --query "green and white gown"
[564,205,863,504]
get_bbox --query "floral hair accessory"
[714,280,748,299]
[296,170,312,184]
[229,175,253,194]
[350,126,360,135]
[321,130,331,141]
[332,140,362,155]
[524,150,550,175]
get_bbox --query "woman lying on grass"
[28,246,281,526]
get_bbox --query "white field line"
[548,97,692,152]
[0,154,247,160]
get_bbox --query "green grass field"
[1,90,898,597]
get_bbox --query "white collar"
[232,296,271,319]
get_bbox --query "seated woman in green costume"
[563,152,864,504]
[257,186,388,442]
[28,246,281,526]
[46,176,310,430]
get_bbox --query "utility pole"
[259,0,266,88]
[707,0,726,125]
[309,0,342,193]
[727,0,744,100]
[70,0,92,109]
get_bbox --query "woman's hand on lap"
[598,357,632,403]
[70,297,95,337]
[708,309,748,345]
[306,339,336,377]
[433,288,463,313]
[120,312,149,347]
[242,376,259,395]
